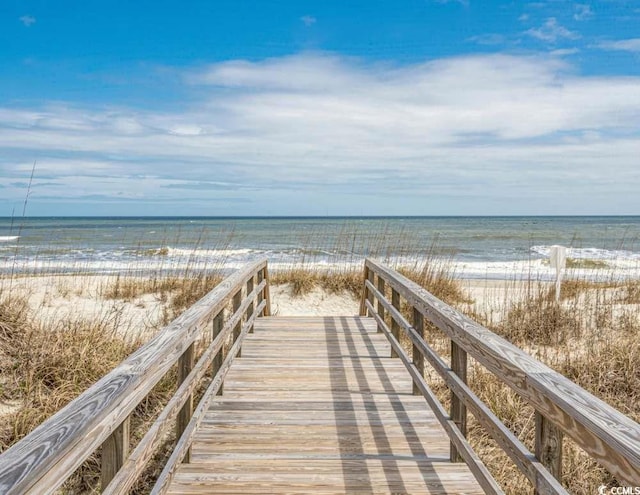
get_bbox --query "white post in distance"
[549,245,567,302]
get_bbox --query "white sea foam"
[2,254,640,281]
[0,236,19,242]
[452,258,640,281]
[165,247,259,258]
[531,245,640,261]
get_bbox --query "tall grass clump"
[463,270,640,493]
[345,253,640,493]
[0,289,172,492]
[271,268,362,298]
[0,262,226,492]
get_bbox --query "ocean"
[1,216,640,280]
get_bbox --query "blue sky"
[1,1,640,216]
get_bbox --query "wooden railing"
[360,258,640,494]
[0,259,270,494]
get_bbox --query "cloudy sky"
[1,1,640,216]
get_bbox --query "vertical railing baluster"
[535,411,563,493]
[176,343,194,463]
[412,308,424,395]
[101,416,130,490]
[257,269,265,315]
[213,309,225,396]
[232,289,242,356]
[391,289,400,358]
[368,270,376,327]
[263,266,272,316]
[359,265,369,316]
[247,275,255,333]
[450,341,468,462]
[377,276,386,332]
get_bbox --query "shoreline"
[3,258,640,282]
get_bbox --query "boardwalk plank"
[165,316,483,495]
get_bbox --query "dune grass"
[0,246,639,493]
[420,274,639,494]
[0,290,177,493]
[0,263,226,493]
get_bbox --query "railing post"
[257,269,265,315]
[391,289,400,358]
[412,308,424,395]
[450,341,468,462]
[262,266,272,316]
[213,309,225,396]
[368,270,376,325]
[535,411,563,492]
[377,276,385,334]
[176,343,194,463]
[101,416,130,490]
[232,289,242,355]
[247,275,255,333]
[359,265,369,316]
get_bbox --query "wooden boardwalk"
[166,316,482,494]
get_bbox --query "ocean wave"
[0,236,19,242]
[165,247,260,258]
[3,256,640,282]
[530,245,640,261]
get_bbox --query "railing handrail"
[362,258,640,489]
[0,258,269,494]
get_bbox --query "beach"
[1,218,639,493]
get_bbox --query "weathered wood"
[367,270,375,321]
[0,259,268,495]
[365,258,640,485]
[247,276,255,334]
[212,310,224,396]
[152,300,266,495]
[257,270,264,316]
[165,315,485,495]
[450,341,467,463]
[101,416,130,491]
[364,277,574,494]
[359,266,369,316]
[535,411,563,493]
[377,277,385,333]
[262,266,272,316]
[232,290,243,345]
[177,343,195,463]
[391,289,400,358]
[365,301,503,495]
[102,297,254,495]
[412,308,424,396]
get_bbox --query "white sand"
[270,283,360,316]
[0,275,167,336]
[0,276,363,331]
[0,275,547,328]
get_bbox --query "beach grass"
[0,248,639,493]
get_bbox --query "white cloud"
[574,4,594,21]
[549,48,580,56]
[19,15,36,27]
[526,18,580,43]
[597,38,640,53]
[300,15,316,27]
[468,33,506,45]
[2,53,640,213]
